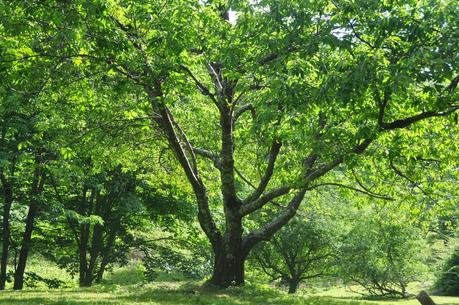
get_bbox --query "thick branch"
[243,189,307,251]
[233,103,256,122]
[241,139,373,216]
[241,186,291,216]
[144,85,222,248]
[192,147,222,170]
[168,109,199,173]
[380,106,459,130]
[206,63,223,95]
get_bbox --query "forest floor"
[0,262,458,305]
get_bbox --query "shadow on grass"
[0,299,115,305]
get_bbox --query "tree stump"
[416,290,436,305]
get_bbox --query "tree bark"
[85,199,105,287]
[416,291,436,305]
[95,218,119,284]
[208,241,246,288]
[0,177,13,290]
[78,223,90,287]
[13,167,44,290]
[207,201,246,288]
[78,186,90,287]
[288,279,299,294]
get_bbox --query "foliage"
[435,245,459,296]
[142,244,210,282]
[338,209,428,297]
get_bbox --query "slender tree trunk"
[78,186,89,287]
[13,203,37,290]
[85,201,103,287]
[78,223,90,287]
[13,168,44,290]
[95,255,108,284]
[84,223,104,287]
[98,214,120,284]
[0,179,13,290]
[95,224,118,284]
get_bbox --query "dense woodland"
[1,0,459,303]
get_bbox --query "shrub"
[435,246,459,296]
[338,211,427,297]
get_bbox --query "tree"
[252,215,336,293]
[1,0,458,289]
[338,209,428,297]
[48,168,141,287]
[0,46,57,290]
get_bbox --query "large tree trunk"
[208,241,246,288]
[208,206,247,288]
[288,279,299,294]
[0,179,13,290]
[13,168,44,290]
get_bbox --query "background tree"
[252,215,337,294]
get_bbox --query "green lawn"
[1,264,458,305]
[1,282,459,305]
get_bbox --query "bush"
[338,211,427,298]
[435,246,459,295]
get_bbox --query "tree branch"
[380,105,459,130]
[179,64,217,104]
[144,84,222,249]
[192,147,222,170]
[243,140,282,204]
[306,182,394,201]
[389,159,427,195]
[241,185,291,216]
[243,189,307,251]
[233,103,256,122]
[241,139,373,216]
[167,108,199,173]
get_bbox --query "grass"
[1,264,459,305]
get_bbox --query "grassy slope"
[1,263,459,305]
